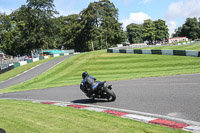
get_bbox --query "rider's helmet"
[82,72,89,79]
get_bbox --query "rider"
[81,72,100,98]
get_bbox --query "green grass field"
[136,44,200,50]
[1,49,200,93]
[0,99,187,133]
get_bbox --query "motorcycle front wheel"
[104,87,116,101]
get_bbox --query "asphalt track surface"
[0,55,74,90]
[0,56,200,123]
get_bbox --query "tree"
[172,17,200,40]
[1,0,125,55]
[60,14,89,52]
[15,0,58,53]
[80,1,100,51]
[100,0,124,48]
[0,13,25,56]
[80,0,124,50]
[126,23,143,43]
[142,19,156,44]
[181,17,200,40]
[172,26,182,38]
[154,19,169,41]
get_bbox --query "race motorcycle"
[80,81,116,102]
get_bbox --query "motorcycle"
[80,81,116,102]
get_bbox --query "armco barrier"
[44,56,50,59]
[119,49,126,53]
[173,50,186,56]
[126,49,134,53]
[0,65,14,74]
[1,51,74,73]
[107,48,200,57]
[19,61,27,66]
[50,53,69,57]
[134,49,142,54]
[27,59,33,63]
[39,56,44,60]
[161,50,174,55]
[113,49,119,53]
[13,53,71,68]
[14,62,20,68]
[32,58,39,62]
[107,49,113,53]
[186,50,199,57]
[142,49,151,54]
[151,50,162,55]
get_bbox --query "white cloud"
[167,21,177,37]
[165,0,200,37]
[165,0,200,20]
[121,12,151,30]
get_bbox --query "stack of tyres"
[173,50,186,56]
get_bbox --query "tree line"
[0,0,125,56]
[126,17,200,45]
[126,19,169,44]
[172,17,200,40]
[1,0,199,57]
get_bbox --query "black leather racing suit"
[81,75,99,98]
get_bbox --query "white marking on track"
[82,107,107,112]
[122,114,156,123]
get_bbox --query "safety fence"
[13,53,69,68]
[0,65,14,74]
[0,51,76,74]
[107,48,200,57]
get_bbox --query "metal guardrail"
[112,42,200,50]
[0,49,75,70]
[0,56,37,70]
[0,58,18,70]
[107,43,200,57]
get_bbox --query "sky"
[0,0,200,37]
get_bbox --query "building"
[168,37,188,44]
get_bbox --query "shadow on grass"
[71,99,110,104]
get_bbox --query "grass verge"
[0,99,187,133]
[0,56,62,82]
[1,50,200,93]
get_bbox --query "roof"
[43,50,68,54]
[168,37,187,40]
